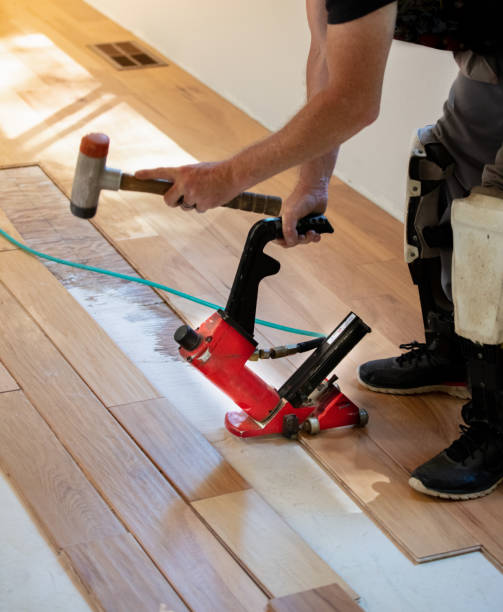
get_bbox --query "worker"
[136,1,503,500]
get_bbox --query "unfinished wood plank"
[0,362,18,392]
[63,534,189,612]
[0,389,122,548]
[0,249,160,407]
[193,489,357,600]
[267,584,362,612]
[300,429,480,562]
[110,397,250,501]
[0,283,268,612]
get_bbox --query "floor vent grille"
[90,41,167,70]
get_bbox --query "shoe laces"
[446,424,490,464]
[396,341,431,366]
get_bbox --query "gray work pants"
[426,52,503,300]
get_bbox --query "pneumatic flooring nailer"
[174,214,371,438]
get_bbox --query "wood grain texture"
[267,584,362,612]
[116,234,297,382]
[110,397,250,501]
[0,208,23,251]
[0,284,267,612]
[193,489,357,600]
[0,389,122,548]
[63,533,189,612]
[0,249,160,408]
[0,166,181,360]
[0,362,18,392]
[300,429,480,562]
[0,169,357,603]
[449,491,503,570]
[0,390,187,611]
[1,0,502,573]
[333,378,463,474]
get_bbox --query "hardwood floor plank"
[0,168,358,603]
[333,378,463,474]
[0,390,187,611]
[1,0,501,577]
[449,492,503,570]
[116,234,297,381]
[110,397,250,501]
[0,166,157,264]
[349,292,424,348]
[0,165,488,572]
[267,583,362,612]
[0,284,268,611]
[0,249,160,407]
[193,489,357,600]
[63,534,189,612]
[0,166,180,358]
[0,208,23,251]
[0,390,122,548]
[300,429,480,562]
[327,374,503,567]
[328,182,404,260]
[0,362,18,392]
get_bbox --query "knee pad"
[404,129,457,331]
[404,127,455,265]
[452,187,503,344]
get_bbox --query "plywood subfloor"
[0,0,502,590]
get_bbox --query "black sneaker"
[409,419,503,500]
[357,340,469,398]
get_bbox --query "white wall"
[85,0,459,219]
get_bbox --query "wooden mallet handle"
[120,173,282,216]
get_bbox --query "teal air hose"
[0,228,323,338]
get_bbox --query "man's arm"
[136,2,396,241]
[278,0,338,246]
[230,3,396,187]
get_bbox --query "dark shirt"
[325,1,501,54]
[326,0,393,24]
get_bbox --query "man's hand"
[135,160,241,212]
[278,186,328,247]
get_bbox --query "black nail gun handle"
[288,214,334,239]
[222,214,334,339]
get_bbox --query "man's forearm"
[135,2,395,227]
[227,4,395,194]
[228,85,372,193]
[298,38,338,194]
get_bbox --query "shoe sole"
[357,373,470,399]
[409,476,503,500]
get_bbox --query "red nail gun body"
[175,215,371,438]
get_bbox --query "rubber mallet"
[70,133,282,219]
